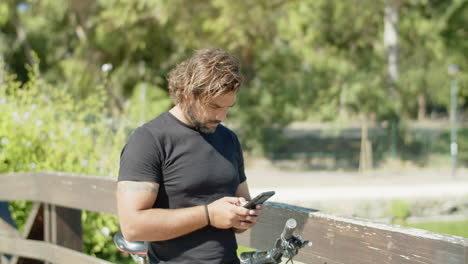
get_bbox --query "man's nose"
[216,110,228,122]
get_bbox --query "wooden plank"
[246,203,468,264]
[0,235,113,264]
[55,206,82,251]
[0,219,17,237]
[1,172,467,264]
[44,203,52,264]
[44,204,50,244]
[0,203,17,264]
[20,202,41,239]
[0,173,38,202]
[0,172,117,215]
[51,205,57,244]
[9,202,43,264]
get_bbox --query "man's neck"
[169,105,193,127]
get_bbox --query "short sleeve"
[118,126,162,183]
[233,133,247,183]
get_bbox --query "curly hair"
[167,48,243,105]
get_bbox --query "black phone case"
[244,191,275,209]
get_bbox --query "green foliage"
[430,128,468,166]
[404,220,468,238]
[391,200,411,222]
[1,0,467,154]
[126,81,172,125]
[82,211,133,264]
[0,60,117,175]
[1,1,468,260]
[237,245,257,256]
[8,201,32,233]
[0,59,163,263]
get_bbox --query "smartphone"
[243,191,275,209]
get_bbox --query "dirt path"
[245,168,468,212]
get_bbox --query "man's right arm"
[117,181,251,242]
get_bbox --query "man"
[117,48,262,264]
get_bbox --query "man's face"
[185,92,237,133]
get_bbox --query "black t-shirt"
[118,111,246,264]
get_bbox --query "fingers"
[232,204,250,215]
[222,196,247,206]
[211,196,264,230]
[234,220,255,230]
[230,198,264,216]
[238,197,247,205]
[239,214,258,223]
[246,208,261,216]
[222,196,241,204]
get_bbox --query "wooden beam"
[9,202,43,264]
[20,203,41,239]
[43,204,82,262]
[238,203,468,264]
[1,172,467,264]
[44,204,51,264]
[0,235,113,264]
[55,206,82,251]
[0,172,117,214]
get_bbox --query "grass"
[403,220,468,238]
[237,245,256,255]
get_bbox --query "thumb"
[222,196,242,205]
[238,197,247,207]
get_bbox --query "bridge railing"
[0,172,466,264]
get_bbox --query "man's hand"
[234,197,263,232]
[207,197,253,229]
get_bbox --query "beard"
[185,104,221,134]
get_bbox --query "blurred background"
[0,0,467,262]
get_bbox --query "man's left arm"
[235,181,252,201]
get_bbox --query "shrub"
[0,59,169,263]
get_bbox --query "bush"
[0,59,168,263]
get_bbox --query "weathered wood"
[0,172,117,214]
[0,255,9,264]
[44,204,51,244]
[0,218,16,237]
[20,203,42,239]
[11,202,43,264]
[0,201,17,263]
[0,172,467,264]
[0,235,112,264]
[55,206,82,251]
[44,204,53,264]
[243,202,468,264]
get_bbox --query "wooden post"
[55,206,82,251]
[11,203,43,264]
[42,204,82,264]
[0,202,15,263]
[44,204,82,252]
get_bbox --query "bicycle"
[113,218,312,264]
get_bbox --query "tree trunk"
[359,115,373,174]
[384,0,399,98]
[417,93,426,121]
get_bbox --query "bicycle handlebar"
[280,218,297,241]
[240,218,311,264]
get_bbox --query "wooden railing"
[0,172,467,264]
